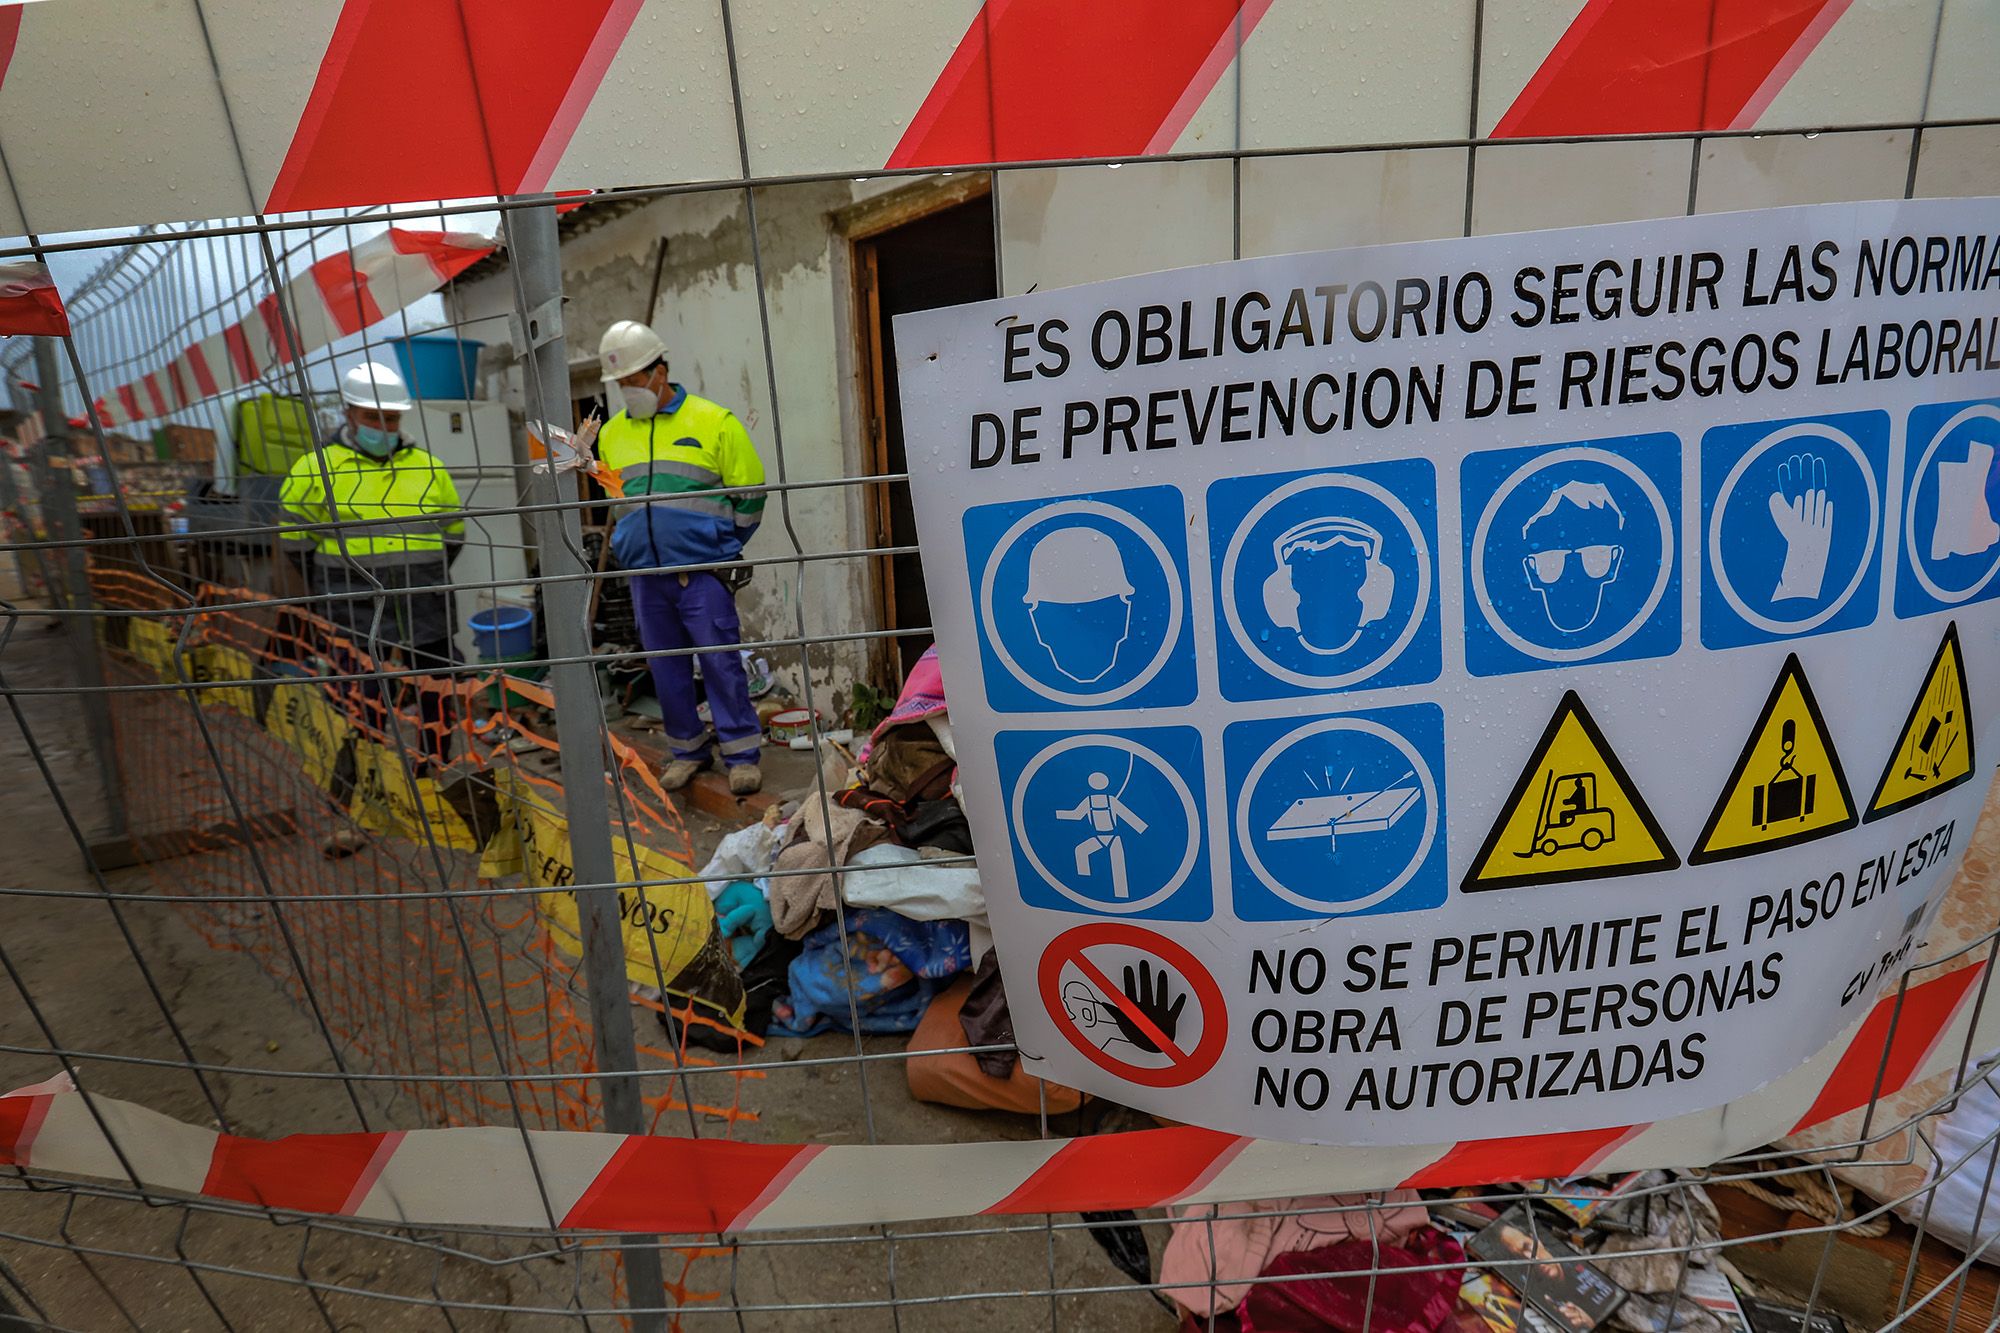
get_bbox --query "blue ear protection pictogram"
[1261,516,1394,655]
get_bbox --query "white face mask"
[621,376,662,420]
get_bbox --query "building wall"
[988,127,2000,299]
[453,183,882,709]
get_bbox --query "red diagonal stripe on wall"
[265,0,643,214]
[889,0,1273,169]
[0,7,23,95]
[1790,963,1987,1134]
[1496,0,1852,137]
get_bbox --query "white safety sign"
[895,196,2000,1145]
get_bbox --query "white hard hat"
[341,361,413,412]
[1024,526,1133,604]
[599,320,669,382]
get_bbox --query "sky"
[1,205,501,420]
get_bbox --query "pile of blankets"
[699,647,998,1040]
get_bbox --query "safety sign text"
[898,196,2000,1145]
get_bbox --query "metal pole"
[506,202,668,1332]
[30,337,127,839]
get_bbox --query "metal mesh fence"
[3,5,2000,1330]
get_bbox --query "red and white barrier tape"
[88,226,495,433]
[0,259,68,338]
[4,965,1990,1233]
[0,0,1867,233]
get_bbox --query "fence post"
[31,336,127,840]
[505,201,669,1332]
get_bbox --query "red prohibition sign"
[1037,922,1228,1088]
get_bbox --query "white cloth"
[1921,1061,2000,1263]
[839,843,985,920]
[698,818,787,900]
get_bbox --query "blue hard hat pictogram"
[965,488,1197,713]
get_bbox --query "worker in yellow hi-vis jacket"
[278,361,464,772]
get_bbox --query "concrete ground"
[0,619,1174,1331]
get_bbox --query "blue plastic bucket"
[389,335,484,400]
[469,605,535,661]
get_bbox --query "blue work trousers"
[629,571,761,767]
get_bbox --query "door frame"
[842,173,995,686]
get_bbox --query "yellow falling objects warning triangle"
[1867,622,1976,821]
[1690,654,1855,864]
[1462,691,1678,892]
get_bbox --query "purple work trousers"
[628,570,761,767]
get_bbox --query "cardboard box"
[153,423,217,462]
[102,432,151,465]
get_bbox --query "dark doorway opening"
[855,189,997,682]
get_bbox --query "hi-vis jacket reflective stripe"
[277,432,464,570]
[596,385,764,570]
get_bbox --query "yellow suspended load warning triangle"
[1867,622,1976,821]
[1462,691,1679,892]
[1690,654,1855,864]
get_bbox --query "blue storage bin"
[389,335,484,401]
[469,605,535,661]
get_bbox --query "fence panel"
[3,3,2000,1330]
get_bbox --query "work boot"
[660,757,705,791]
[728,763,763,796]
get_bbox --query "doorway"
[854,188,997,681]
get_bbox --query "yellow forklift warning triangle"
[1866,622,1976,822]
[1462,691,1679,892]
[1690,654,1855,864]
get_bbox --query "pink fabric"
[857,646,948,764]
[1239,1228,1465,1333]
[1159,1191,1431,1317]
